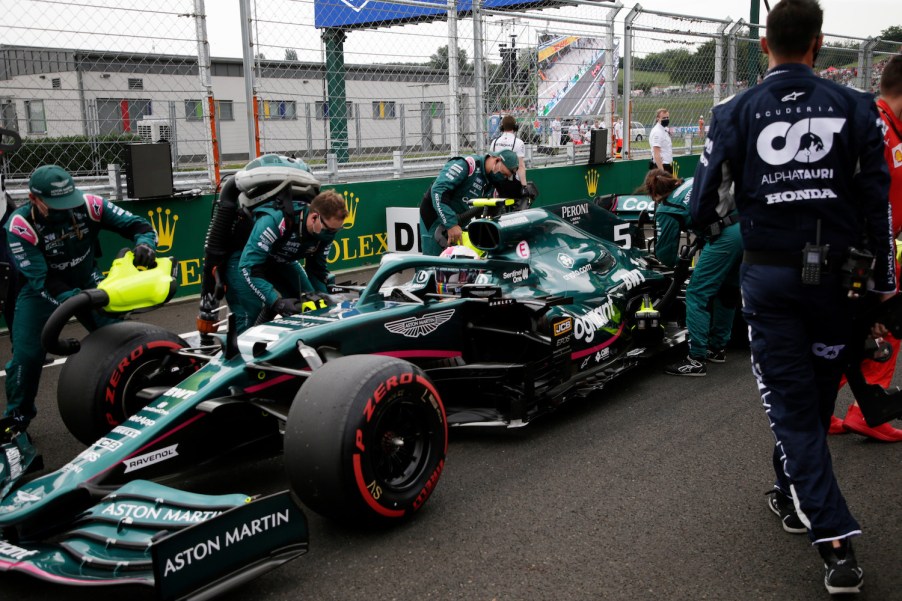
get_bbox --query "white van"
[630,121,646,141]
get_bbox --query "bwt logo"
[756,118,845,166]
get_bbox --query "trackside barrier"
[93,154,699,295]
[0,155,698,332]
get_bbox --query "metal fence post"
[714,21,729,105]
[604,3,621,134]
[193,0,219,185]
[472,0,486,152]
[447,0,460,156]
[727,20,745,97]
[858,37,877,92]
[622,5,639,160]
[393,150,404,179]
[239,0,259,160]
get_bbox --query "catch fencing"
[0,0,899,196]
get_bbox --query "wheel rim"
[117,354,194,420]
[118,358,169,419]
[369,398,436,491]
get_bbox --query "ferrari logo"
[385,309,455,338]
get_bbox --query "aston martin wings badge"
[384,309,455,338]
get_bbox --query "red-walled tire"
[57,321,198,445]
[284,355,448,526]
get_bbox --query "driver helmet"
[234,154,321,208]
[436,245,481,294]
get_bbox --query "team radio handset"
[801,220,828,286]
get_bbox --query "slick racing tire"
[284,355,448,526]
[58,321,197,445]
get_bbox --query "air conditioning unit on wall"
[137,116,171,143]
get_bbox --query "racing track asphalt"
[1,298,901,601]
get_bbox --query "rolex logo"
[342,191,360,230]
[585,169,599,197]
[148,207,178,252]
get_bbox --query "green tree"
[428,45,471,74]
[877,25,902,54]
[284,48,298,61]
[880,25,902,42]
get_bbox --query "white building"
[0,45,475,170]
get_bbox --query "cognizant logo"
[756,118,845,166]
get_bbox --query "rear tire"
[58,321,197,445]
[284,355,448,526]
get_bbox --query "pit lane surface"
[2,300,901,601]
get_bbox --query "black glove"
[272,297,301,316]
[133,244,156,268]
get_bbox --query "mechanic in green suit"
[226,189,348,334]
[4,165,157,431]
[418,150,519,256]
[644,168,742,377]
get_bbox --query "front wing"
[0,479,308,600]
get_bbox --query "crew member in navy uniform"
[690,1,893,595]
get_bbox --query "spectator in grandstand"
[550,116,562,146]
[613,115,624,157]
[649,108,673,173]
[698,115,705,139]
[829,53,902,442]
[489,115,527,186]
[568,121,581,145]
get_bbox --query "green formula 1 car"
[0,198,688,598]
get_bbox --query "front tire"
[58,321,197,445]
[284,355,448,526]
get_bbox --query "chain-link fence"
[1,0,899,195]
[0,0,216,190]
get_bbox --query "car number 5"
[613,223,631,248]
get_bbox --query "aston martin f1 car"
[0,198,688,597]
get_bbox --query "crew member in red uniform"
[831,54,902,441]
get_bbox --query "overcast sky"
[205,0,899,59]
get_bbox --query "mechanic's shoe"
[766,489,807,534]
[842,404,902,442]
[828,415,847,436]
[664,355,706,376]
[818,539,863,595]
[706,348,726,363]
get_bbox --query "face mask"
[43,208,73,224]
[489,171,510,185]
[661,118,670,127]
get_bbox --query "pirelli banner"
[96,155,700,299]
